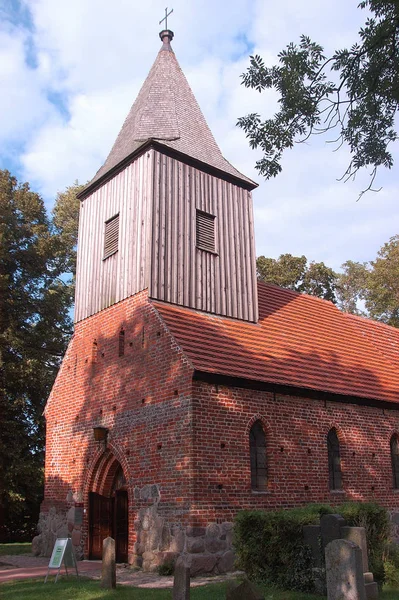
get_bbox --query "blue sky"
[1,0,399,271]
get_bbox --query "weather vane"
[159,7,173,30]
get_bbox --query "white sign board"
[45,538,78,583]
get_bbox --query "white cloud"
[2,0,398,271]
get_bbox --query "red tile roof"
[152,281,399,404]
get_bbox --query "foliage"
[234,502,390,591]
[238,1,399,195]
[234,504,327,591]
[257,253,338,302]
[52,181,84,279]
[157,561,174,575]
[383,542,399,587]
[336,236,399,326]
[0,170,74,541]
[338,501,390,582]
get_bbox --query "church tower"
[75,29,258,323]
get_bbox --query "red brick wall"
[43,290,194,557]
[190,381,399,524]
[42,289,399,563]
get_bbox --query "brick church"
[38,28,399,573]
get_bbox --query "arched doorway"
[88,455,128,562]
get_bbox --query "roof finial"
[159,7,174,46]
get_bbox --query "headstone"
[101,537,116,589]
[341,526,369,573]
[325,539,366,600]
[321,514,346,550]
[303,524,322,567]
[173,560,190,600]
[226,579,264,600]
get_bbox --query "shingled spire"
[88,31,255,189]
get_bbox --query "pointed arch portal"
[88,453,128,562]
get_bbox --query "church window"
[119,329,125,357]
[250,420,267,491]
[327,428,342,490]
[104,214,119,259]
[390,434,399,489]
[196,210,216,253]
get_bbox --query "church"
[38,27,399,573]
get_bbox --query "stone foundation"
[32,491,84,560]
[131,505,235,574]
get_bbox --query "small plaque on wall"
[74,507,84,525]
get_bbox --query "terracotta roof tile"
[89,38,255,188]
[152,281,399,404]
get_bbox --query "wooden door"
[89,492,113,559]
[114,490,128,563]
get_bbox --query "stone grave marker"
[321,514,346,550]
[101,536,116,589]
[173,560,190,600]
[325,539,366,600]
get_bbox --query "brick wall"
[42,290,194,560]
[40,289,399,572]
[190,380,399,524]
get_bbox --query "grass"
[1,577,399,600]
[0,578,325,600]
[0,543,31,556]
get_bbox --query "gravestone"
[321,514,346,550]
[173,560,190,600]
[226,579,264,600]
[101,536,116,589]
[341,526,369,573]
[325,539,366,600]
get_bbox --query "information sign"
[45,538,79,583]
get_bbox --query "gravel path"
[0,554,240,588]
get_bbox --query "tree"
[238,1,399,196]
[0,170,74,541]
[52,181,84,279]
[365,235,399,326]
[336,260,369,315]
[257,253,338,302]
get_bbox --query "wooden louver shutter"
[104,214,119,259]
[196,210,216,253]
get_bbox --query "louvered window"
[391,435,399,489]
[250,421,267,491]
[196,210,216,253]
[327,428,342,490]
[104,214,119,259]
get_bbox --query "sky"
[1,0,398,272]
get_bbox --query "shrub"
[158,561,174,576]
[234,502,391,592]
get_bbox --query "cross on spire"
[159,7,173,30]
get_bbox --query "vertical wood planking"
[74,151,153,322]
[149,151,258,322]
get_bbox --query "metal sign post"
[44,538,79,583]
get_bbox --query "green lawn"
[1,578,399,599]
[0,543,31,556]
[0,578,325,600]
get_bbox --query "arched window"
[250,421,267,491]
[327,428,342,490]
[391,435,399,489]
